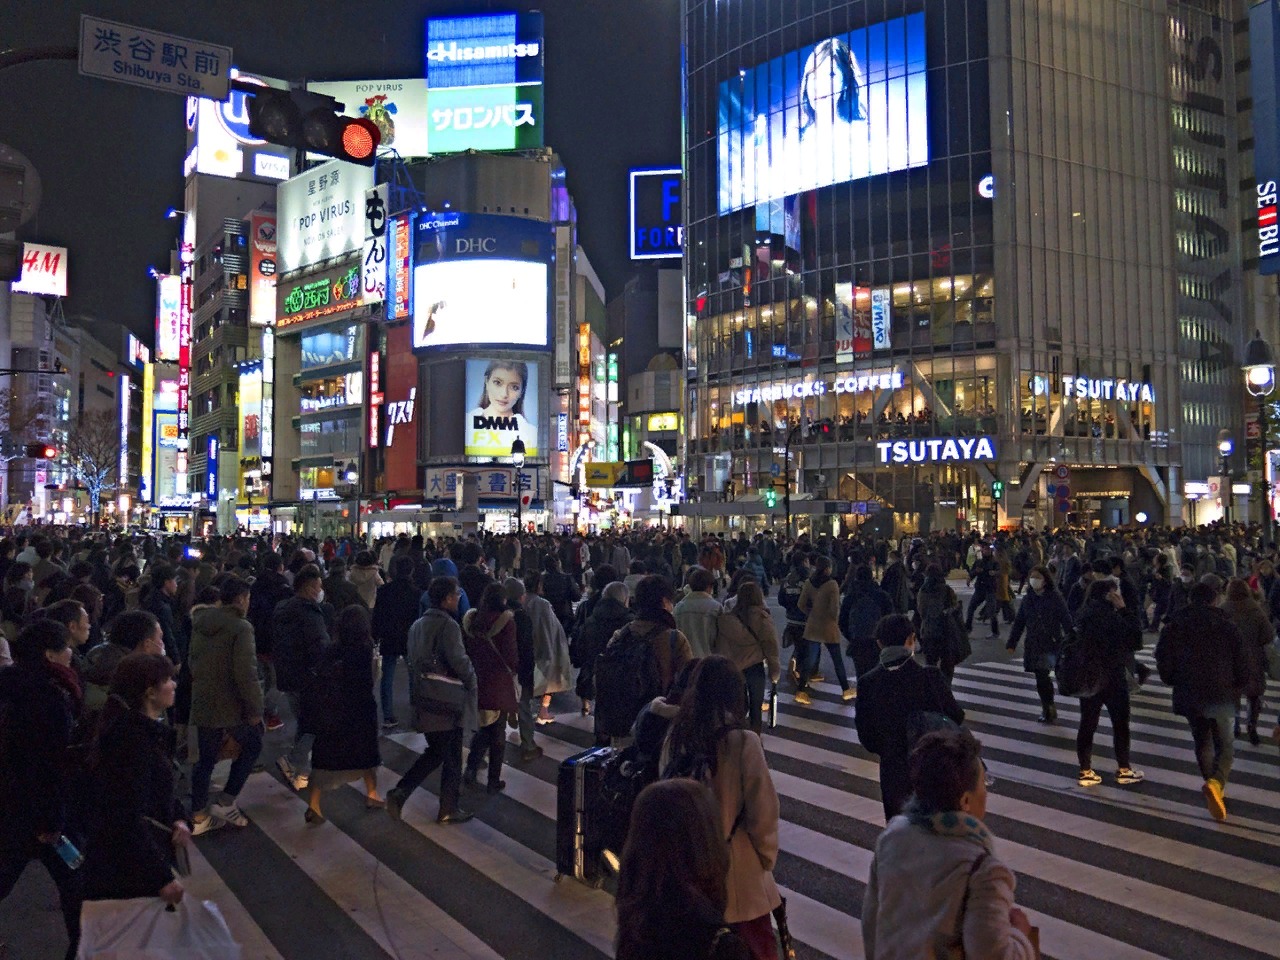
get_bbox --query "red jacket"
[463,609,519,712]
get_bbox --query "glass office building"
[681,0,1259,534]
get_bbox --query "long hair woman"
[616,779,751,960]
[661,656,782,960]
[1006,564,1074,723]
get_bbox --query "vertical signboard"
[140,363,154,503]
[205,435,219,499]
[553,225,573,387]
[870,287,892,350]
[386,212,414,321]
[119,374,130,491]
[239,366,262,460]
[362,184,389,307]
[382,323,418,490]
[248,213,277,326]
[629,169,683,260]
[1252,0,1280,274]
[155,274,182,362]
[368,338,383,450]
[261,328,274,462]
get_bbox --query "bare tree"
[65,410,121,526]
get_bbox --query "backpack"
[1055,628,1101,698]
[594,627,677,738]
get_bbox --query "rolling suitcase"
[554,745,612,887]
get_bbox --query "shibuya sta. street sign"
[79,16,232,100]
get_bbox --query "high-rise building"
[679,0,1275,534]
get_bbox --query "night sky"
[0,0,682,338]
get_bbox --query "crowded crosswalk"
[23,646,1267,960]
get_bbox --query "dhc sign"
[630,168,683,260]
[877,436,996,465]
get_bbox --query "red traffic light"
[24,442,56,459]
[247,87,381,166]
[341,119,379,162]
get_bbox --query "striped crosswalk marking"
[181,652,1280,960]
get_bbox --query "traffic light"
[24,442,55,459]
[246,87,381,165]
[764,486,778,509]
[991,480,1004,501]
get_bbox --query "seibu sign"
[877,436,996,465]
[734,371,904,406]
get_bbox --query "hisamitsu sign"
[630,168,683,260]
[79,16,232,100]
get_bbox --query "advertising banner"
[277,262,362,331]
[155,274,182,362]
[383,324,418,491]
[424,466,534,502]
[362,184,389,307]
[464,358,539,458]
[300,322,363,370]
[277,158,375,274]
[413,213,551,350]
[184,71,291,183]
[205,434,219,499]
[870,287,892,350]
[553,225,573,386]
[835,283,873,360]
[424,83,544,153]
[248,213,277,326]
[11,243,69,297]
[306,79,430,159]
[717,12,928,213]
[630,169,683,260]
[425,12,544,89]
[239,367,262,460]
[386,213,414,321]
[1252,1,1280,274]
[152,411,186,508]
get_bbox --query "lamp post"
[1244,330,1277,543]
[511,438,526,534]
[1218,430,1234,527]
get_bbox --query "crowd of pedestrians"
[0,520,1275,959]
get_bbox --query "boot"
[174,724,190,763]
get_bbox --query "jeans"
[1076,674,1132,770]
[1189,702,1235,787]
[742,662,766,734]
[192,723,264,812]
[395,726,464,816]
[380,654,402,720]
[465,717,506,786]
[0,832,83,960]
[517,681,536,751]
[798,641,850,691]
[284,691,313,774]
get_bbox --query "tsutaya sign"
[1030,375,1153,403]
[734,371,904,406]
[877,436,997,465]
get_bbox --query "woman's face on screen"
[809,52,845,103]
[485,369,524,414]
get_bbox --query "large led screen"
[464,358,539,458]
[413,213,551,350]
[717,12,928,214]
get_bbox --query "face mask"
[17,580,33,592]
[316,589,325,604]
[1028,577,1044,591]
[1180,574,1192,584]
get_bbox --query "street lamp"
[511,438,526,533]
[1244,330,1277,543]
[1218,430,1234,526]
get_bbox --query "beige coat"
[662,728,782,923]
[798,576,842,644]
[714,605,781,683]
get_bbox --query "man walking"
[272,565,331,792]
[386,577,477,824]
[1155,580,1249,821]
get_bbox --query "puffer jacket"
[188,603,263,727]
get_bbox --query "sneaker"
[486,780,507,794]
[794,691,812,706]
[209,801,249,828]
[192,814,223,836]
[519,746,544,763]
[1202,779,1227,821]
[381,718,399,730]
[536,707,555,725]
[841,687,857,702]
[276,756,309,791]
[264,713,284,732]
[1116,767,1145,786]
[1078,769,1103,787]
[809,673,825,684]
[385,787,408,822]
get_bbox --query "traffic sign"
[1046,483,1057,496]
[79,15,232,100]
[1056,499,1071,513]
[1056,484,1070,499]
[1054,464,1070,481]
[770,463,781,476]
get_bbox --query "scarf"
[45,659,84,710]
[808,571,831,588]
[878,645,915,670]
[907,806,994,854]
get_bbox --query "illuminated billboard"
[11,243,68,297]
[717,12,928,213]
[412,213,551,350]
[240,366,263,460]
[465,358,539,458]
[155,274,182,364]
[630,169,682,260]
[184,70,292,183]
[248,213,277,326]
[425,84,543,153]
[277,158,376,274]
[307,79,430,159]
[386,213,414,321]
[1252,1,1280,274]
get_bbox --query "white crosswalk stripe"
[177,651,1280,960]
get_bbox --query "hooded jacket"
[420,557,471,618]
[348,563,384,609]
[188,604,263,727]
[272,594,331,693]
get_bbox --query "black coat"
[323,574,365,615]
[371,576,421,658]
[306,643,381,772]
[879,562,911,614]
[248,569,293,657]
[1156,603,1249,716]
[272,595,331,693]
[509,600,536,689]
[82,710,186,901]
[542,570,580,624]
[574,596,633,699]
[0,663,77,840]
[1074,598,1143,681]
[1007,588,1073,672]
[142,587,180,662]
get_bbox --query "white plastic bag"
[78,897,242,960]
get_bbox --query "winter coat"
[840,581,895,665]
[574,595,633,699]
[659,728,782,925]
[420,558,471,618]
[1074,598,1143,685]
[323,573,365,614]
[349,564,384,609]
[994,556,1013,602]
[272,595,331,693]
[82,709,187,901]
[463,609,519,713]
[1219,597,1275,700]
[1007,587,1073,673]
[542,569,581,625]
[82,641,131,713]
[714,604,781,682]
[526,593,574,696]
[914,576,960,663]
[247,569,293,658]
[879,562,911,614]
[188,604,262,728]
[0,662,78,840]
[371,576,421,658]
[142,587,181,663]
[673,591,722,658]
[863,815,1036,960]
[1156,602,1250,715]
[798,575,842,645]
[307,642,380,773]
[407,608,477,733]
[507,601,535,689]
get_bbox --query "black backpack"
[597,742,659,857]
[594,627,676,738]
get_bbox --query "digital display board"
[465,358,539,458]
[386,213,414,321]
[717,12,928,213]
[301,322,363,371]
[248,213,276,326]
[155,274,182,363]
[412,213,551,350]
[630,169,683,260]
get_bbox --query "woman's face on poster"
[486,368,524,414]
[809,50,846,104]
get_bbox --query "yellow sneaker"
[794,690,812,706]
[809,673,826,683]
[841,687,857,702]
[1202,779,1227,821]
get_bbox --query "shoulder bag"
[415,622,466,720]
[937,853,1041,960]
[474,612,520,728]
